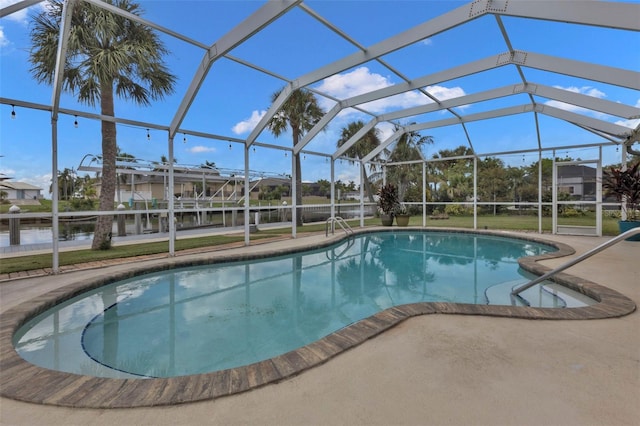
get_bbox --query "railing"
[511,227,640,299]
[325,216,354,237]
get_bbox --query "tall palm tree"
[29,0,176,250]
[336,120,386,203]
[267,88,324,226]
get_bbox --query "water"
[14,231,559,378]
[0,225,94,246]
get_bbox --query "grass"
[0,234,270,274]
[0,214,621,275]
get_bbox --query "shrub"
[445,204,468,216]
[70,198,95,210]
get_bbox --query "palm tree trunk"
[92,84,117,250]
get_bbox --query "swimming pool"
[13,230,595,379]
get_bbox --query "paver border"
[0,228,635,408]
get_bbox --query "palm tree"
[267,88,325,226]
[201,160,217,170]
[336,120,386,203]
[50,168,75,200]
[386,125,433,202]
[29,0,176,250]
[430,146,474,202]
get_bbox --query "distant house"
[0,181,43,205]
[94,173,239,203]
[248,177,291,200]
[556,165,597,201]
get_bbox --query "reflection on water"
[0,225,94,246]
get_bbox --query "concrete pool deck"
[0,229,638,425]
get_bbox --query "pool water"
[14,231,572,378]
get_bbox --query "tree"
[386,126,433,202]
[336,120,386,203]
[51,168,75,200]
[267,88,325,226]
[201,160,218,171]
[29,0,176,250]
[478,157,507,215]
[429,146,474,202]
[316,179,331,197]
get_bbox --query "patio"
[0,231,638,425]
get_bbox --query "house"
[556,165,597,201]
[248,177,291,200]
[0,181,43,205]
[93,170,240,204]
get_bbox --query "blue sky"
[1,0,639,197]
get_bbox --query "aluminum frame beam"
[493,0,640,32]
[297,49,638,157]
[318,78,640,162]
[169,0,300,138]
[400,104,632,139]
[246,1,484,145]
[341,51,638,114]
[83,0,209,49]
[534,104,634,139]
[0,0,42,18]
[361,102,633,164]
[246,0,638,146]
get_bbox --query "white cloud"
[0,26,8,48]
[0,166,50,193]
[614,117,640,129]
[0,167,16,178]
[421,38,433,46]
[316,67,466,115]
[425,85,466,101]
[187,145,216,154]
[232,110,266,135]
[317,67,390,100]
[376,122,396,141]
[337,170,360,186]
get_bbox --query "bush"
[560,207,583,217]
[445,204,468,216]
[70,198,95,210]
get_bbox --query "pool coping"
[0,228,636,408]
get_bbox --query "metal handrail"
[325,216,354,237]
[511,227,640,297]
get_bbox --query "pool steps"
[484,280,593,308]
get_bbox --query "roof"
[0,181,42,191]
[557,165,597,179]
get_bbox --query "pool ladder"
[511,227,640,304]
[326,216,354,237]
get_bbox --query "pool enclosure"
[0,0,638,272]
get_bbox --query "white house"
[0,181,43,205]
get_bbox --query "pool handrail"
[511,226,640,298]
[325,216,354,237]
